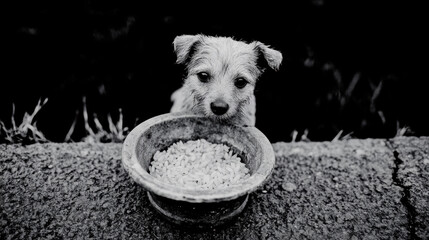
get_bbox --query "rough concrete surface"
[1,137,428,239]
[389,137,429,240]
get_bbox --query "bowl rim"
[121,112,275,203]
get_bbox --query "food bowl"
[121,112,275,227]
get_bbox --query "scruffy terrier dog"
[170,34,282,126]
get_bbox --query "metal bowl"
[121,112,275,227]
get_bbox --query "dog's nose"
[210,100,229,115]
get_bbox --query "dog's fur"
[170,34,282,126]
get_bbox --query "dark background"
[2,1,428,143]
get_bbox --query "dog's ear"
[173,35,202,64]
[253,42,283,71]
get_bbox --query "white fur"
[170,34,282,126]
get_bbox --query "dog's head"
[173,34,282,121]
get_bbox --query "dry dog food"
[149,139,250,190]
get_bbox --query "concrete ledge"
[1,137,428,239]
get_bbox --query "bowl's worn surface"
[148,192,249,228]
[121,112,275,226]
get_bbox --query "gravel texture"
[1,137,428,239]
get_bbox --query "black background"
[3,1,428,142]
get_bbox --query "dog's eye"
[234,78,248,89]
[197,72,210,83]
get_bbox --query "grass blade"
[82,97,95,136]
[64,110,79,142]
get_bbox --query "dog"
[170,34,282,126]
